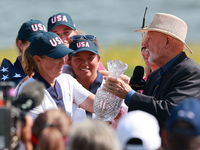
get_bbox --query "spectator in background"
[0,20,47,87]
[163,97,200,150]
[47,12,106,71]
[32,109,72,150]
[116,110,162,150]
[67,119,120,150]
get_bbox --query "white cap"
[116,110,161,150]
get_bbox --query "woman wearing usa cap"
[0,19,47,87]
[68,35,101,93]
[67,35,128,126]
[47,12,106,71]
[18,32,95,121]
[67,35,102,119]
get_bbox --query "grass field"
[1,43,200,77]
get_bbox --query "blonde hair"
[32,109,72,150]
[67,119,120,150]
[76,29,86,35]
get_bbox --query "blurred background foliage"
[1,43,200,77]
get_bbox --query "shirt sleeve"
[67,75,92,106]
[125,90,135,105]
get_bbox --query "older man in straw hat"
[103,13,200,128]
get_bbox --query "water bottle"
[93,60,128,121]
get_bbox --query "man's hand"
[103,76,132,99]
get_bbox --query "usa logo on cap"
[31,23,47,32]
[51,14,68,24]
[48,13,76,31]
[77,41,90,48]
[49,36,64,47]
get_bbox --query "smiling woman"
[68,37,100,91]
[64,36,101,118]
[69,51,100,86]
[65,35,128,122]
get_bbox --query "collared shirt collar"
[33,71,50,89]
[162,52,183,71]
[33,71,65,110]
[87,71,103,117]
[89,71,103,94]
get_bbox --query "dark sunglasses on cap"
[70,35,96,41]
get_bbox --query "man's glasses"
[70,35,96,41]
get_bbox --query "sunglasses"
[70,35,96,41]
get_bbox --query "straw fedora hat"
[134,13,192,54]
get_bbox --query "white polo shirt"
[17,73,91,121]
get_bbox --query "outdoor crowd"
[1,11,200,150]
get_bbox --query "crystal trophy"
[93,60,128,121]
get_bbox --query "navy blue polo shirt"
[33,71,65,110]
[89,71,103,94]
[85,71,103,116]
